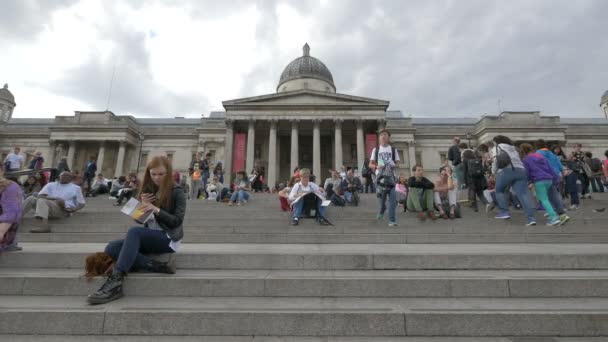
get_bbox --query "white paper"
[321,200,331,207]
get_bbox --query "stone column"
[267,119,278,189]
[408,141,417,177]
[246,119,255,173]
[224,120,234,181]
[356,119,365,172]
[114,141,127,178]
[313,119,321,178]
[48,140,57,167]
[97,141,106,176]
[290,119,299,172]
[334,119,343,170]
[67,141,76,170]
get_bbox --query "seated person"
[340,169,362,206]
[24,171,86,233]
[87,156,185,305]
[89,174,110,197]
[110,176,127,198]
[1,163,24,252]
[289,168,330,226]
[323,170,342,199]
[483,174,497,211]
[434,165,459,219]
[395,175,408,205]
[114,174,139,206]
[23,175,42,199]
[207,175,229,202]
[229,171,251,206]
[406,165,436,220]
[279,177,298,211]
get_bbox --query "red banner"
[365,133,378,159]
[232,133,246,173]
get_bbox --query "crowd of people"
[1,134,608,305]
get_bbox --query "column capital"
[355,119,364,129]
[290,119,299,128]
[225,119,234,128]
[118,140,127,147]
[68,140,77,147]
[334,118,343,127]
[269,119,278,128]
[312,118,321,127]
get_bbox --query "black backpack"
[467,158,485,178]
[495,145,513,170]
[591,158,602,173]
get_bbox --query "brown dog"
[84,252,114,281]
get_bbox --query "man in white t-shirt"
[23,171,86,233]
[369,129,400,227]
[289,168,331,226]
[4,147,24,172]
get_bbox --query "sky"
[1,0,607,119]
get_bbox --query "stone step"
[3,268,608,298]
[2,337,604,342]
[3,243,608,270]
[17,231,608,244]
[1,296,608,336]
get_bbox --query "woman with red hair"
[87,156,186,304]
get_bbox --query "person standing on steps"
[83,156,97,197]
[87,156,186,305]
[369,129,400,227]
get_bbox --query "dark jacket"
[447,144,461,166]
[149,185,186,242]
[408,176,435,190]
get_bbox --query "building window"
[283,86,287,92]
[166,152,173,162]
[303,82,309,89]
[140,152,149,168]
[439,152,447,164]
[325,87,330,92]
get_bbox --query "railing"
[5,167,60,182]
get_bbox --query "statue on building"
[0,84,16,123]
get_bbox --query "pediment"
[223,89,389,109]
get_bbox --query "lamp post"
[466,132,472,148]
[136,132,144,174]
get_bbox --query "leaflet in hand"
[120,198,154,224]
[291,190,328,206]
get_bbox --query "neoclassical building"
[2,44,608,184]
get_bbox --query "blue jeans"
[293,196,326,219]
[495,167,536,223]
[105,227,174,274]
[547,182,565,215]
[216,188,229,202]
[377,187,397,223]
[230,189,250,203]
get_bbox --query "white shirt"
[370,145,400,176]
[288,181,321,202]
[5,153,24,170]
[39,182,86,209]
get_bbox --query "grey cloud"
[0,0,79,41]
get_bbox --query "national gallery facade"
[1,44,608,184]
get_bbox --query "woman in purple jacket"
[0,163,24,252]
[520,143,561,226]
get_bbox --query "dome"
[0,84,15,106]
[601,90,608,106]
[277,43,335,92]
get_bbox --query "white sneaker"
[388,222,398,227]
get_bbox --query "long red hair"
[138,155,174,209]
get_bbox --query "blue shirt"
[536,149,562,175]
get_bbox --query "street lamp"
[136,132,145,174]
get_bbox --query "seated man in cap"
[23,171,86,233]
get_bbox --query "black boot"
[87,270,125,305]
[143,256,176,274]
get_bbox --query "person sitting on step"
[340,169,362,206]
[289,168,330,226]
[433,165,459,219]
[229,171,251,206]
[113,173,139,206]
[24,171,86,233]
[207,175,229,202]
[407,165,436,220]
[279,176,298,211]
[109,176,126,198]
[396,174,408,209]
[88,173,110,197]
[87,155,186,305]
[0,162,24,252]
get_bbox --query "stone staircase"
[1,193,608,339]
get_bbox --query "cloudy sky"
[1,0,607,119]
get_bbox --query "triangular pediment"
[222,89,389,109]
